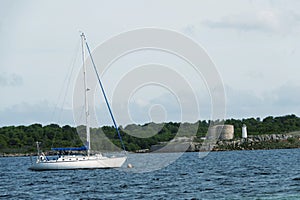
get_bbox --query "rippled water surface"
[1,149,300,199]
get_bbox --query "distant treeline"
[0,114,300,153]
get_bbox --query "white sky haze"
[0,0,300,126]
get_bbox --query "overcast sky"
[1,0,300,127]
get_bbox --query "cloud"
[0,73,23,87]
[225,84,300,118]
[1,84,299,127]
[244,70,264,80]
[111,89,212,125]
[202,10,300,34]
[0,101,74,126]
[272,84,300,107]
[86,83,300,126]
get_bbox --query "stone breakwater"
[150,134,300,152]
[213,134,300,151]
[169,134,300,152]
[0,153,32,157]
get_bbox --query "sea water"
[0,149,299,199]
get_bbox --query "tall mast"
[80,32,90,157]
[83,33,126,152]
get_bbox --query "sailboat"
[29,33,127,170]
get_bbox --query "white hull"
[29,155,127,171]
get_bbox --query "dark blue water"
[0,149,300,199]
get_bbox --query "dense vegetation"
[226,114,300,137]
[0,124,82,154]
[0,114,300,154]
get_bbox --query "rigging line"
[82,33,126,152]
[57,49,78,122]
[51,38,81,149]
[50,39,80,122]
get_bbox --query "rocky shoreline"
[149,133,300,152]
[197,133,300,151]
[0,153,33,157]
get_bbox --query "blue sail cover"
[51,146,87,151]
